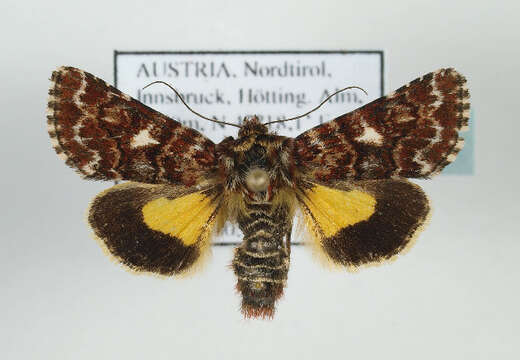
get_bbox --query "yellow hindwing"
[142,191,216,246]
[301,184,376,238]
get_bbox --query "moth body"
[218,117,295,318]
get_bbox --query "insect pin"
[48,67,469,318]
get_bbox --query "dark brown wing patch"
[300,179,430,269]
[47,66,217,186]
[294,68,469,182]
[88,182,220,276]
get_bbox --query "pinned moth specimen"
[47,67,469,318]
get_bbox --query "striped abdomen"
[232,202,291,318]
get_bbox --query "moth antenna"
[264,86,368,126]
[142,81,241,128]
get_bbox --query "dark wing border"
[297,179,431,269]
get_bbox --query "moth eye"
[245,168,269,192]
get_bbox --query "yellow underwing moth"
[47,67,469,318]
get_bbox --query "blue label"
[443,109,474,175]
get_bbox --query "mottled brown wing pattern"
[294,68,470,182]
[47,67,217,186]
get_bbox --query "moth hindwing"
[48,66,469,319]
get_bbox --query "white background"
[1,1,518,359]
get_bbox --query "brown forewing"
[294,68,470,182]
[47,67,217,186]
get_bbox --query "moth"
[47,66,469,318]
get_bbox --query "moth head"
[238,116,268,137]
[245,167,270,193]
